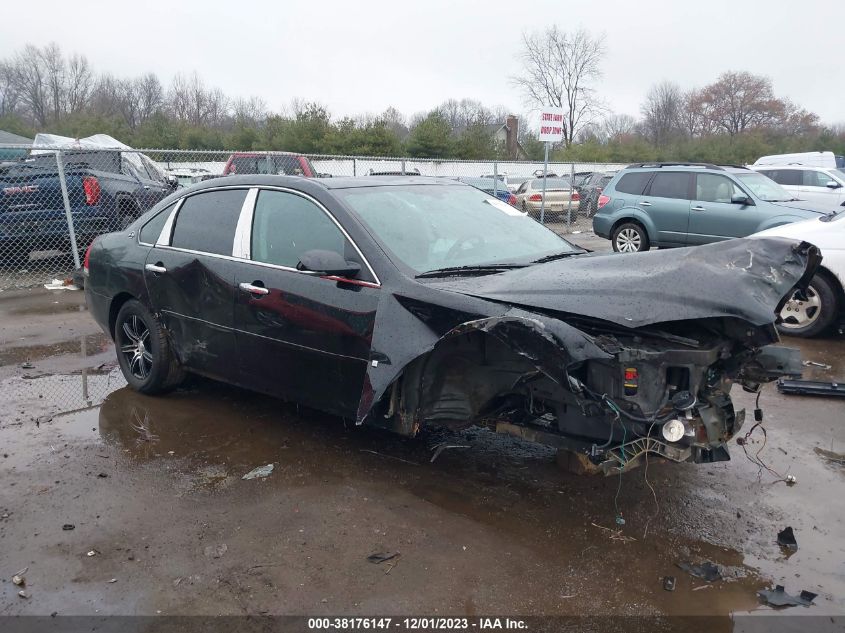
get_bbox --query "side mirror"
[826,181,841,189]
[731,193,750,205]
[297,249,361,278]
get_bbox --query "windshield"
[735,172,794,201]
[337,185,579,273]
[835,169,845,179]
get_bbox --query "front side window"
[648,172,691,199]
[250,190,354,270]
[735,173,794,201]
[695,174,744,203]
[170,189,247,255]
[804,170,834,187]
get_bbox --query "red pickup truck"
[223,152,318,177]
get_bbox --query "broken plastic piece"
[662,576,676,591]
[367,552,399,564]
[777,378,845,398]
[757,585,817,608]
[777,526,798,551]
[677,561,721,582]
[242,464,274,480]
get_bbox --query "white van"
[750,164,845,210]
[753,151,845,169]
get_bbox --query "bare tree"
[135,73,163,125]
[601,113,638,141]
[698,71,782,136]
[65,53,94,114]
[232,95,267,124]
[640,81,682,146]
[0,61,20,117]
[10,45,49,126]
[512,26,605,147]
[40,43,67,121]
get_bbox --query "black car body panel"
[86,176,818,475]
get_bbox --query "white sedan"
[752,210,845,337]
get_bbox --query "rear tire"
[114,299,185,394]
[612,222,649,253]
[777,274,838,338]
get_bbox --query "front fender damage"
[355,239,820,474]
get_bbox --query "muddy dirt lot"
[1,257,844,630]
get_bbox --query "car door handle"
[144,263,167,274]
[239,282,269,296]
[691,205,706,211]
[639,201,652,207]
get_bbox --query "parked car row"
[591,159,843,337]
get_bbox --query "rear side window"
[771,169,802,186]
[139,203,175,244]
[647,172,691,199]
[170,189,247,255]
[614,172,652,195]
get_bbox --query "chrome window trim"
[154,186,253,248]
[137,199,183,247]
[233,188,259,258]
[155,197,183,247]
[243,186,381,287]
[143,184,381,288]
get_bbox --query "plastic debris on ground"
[662,576,676,591]
[758,585,817,608]
[242,464,274,480]
[677,561,721,582]
[44,279,79,291]
[777,526,798,551]
[367,552,399,564]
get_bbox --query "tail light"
[83,240,94,274]
[528,194,543,202]
[571,191,580,201]
[507,193,518,206]
[597,194,611,210]
[83,176,101,206]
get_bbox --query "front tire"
[114,299,184,394]
[777,274,838,338]
[612,222,650,253]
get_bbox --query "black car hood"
[426,238,820,329]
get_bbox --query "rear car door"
[688,173,760,243]
[231,188,379,416]
[144,187,249,381]
[639,172,692,245]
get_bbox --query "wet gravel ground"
[1,268,844,628]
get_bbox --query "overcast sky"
[3,0,843,126]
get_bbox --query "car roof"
[181,174,461,193]
[751,164,835,171]
[620,163,750,174]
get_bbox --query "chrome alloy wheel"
[120,314,153,379]
[779,286,821,329]
[615,228,642,252]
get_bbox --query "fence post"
[401,159,406,176]
[353,157,357,177]
[568,162,575,226]
[493,161,498,197]
[56,150,82,270]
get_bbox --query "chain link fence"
[0,143,623,290]
[0,143,622,418]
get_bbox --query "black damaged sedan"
[84,175,818,474]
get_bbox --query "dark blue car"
[457,177,518,206]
